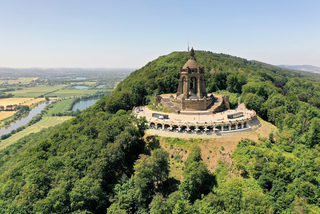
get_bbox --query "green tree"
[217,178,243,213]
[305,118,320,148]
[149,194,170,214]
[180,146,213,202]
[134,148,169,200]
[242,93,264,115]
[132,80,147,106]
[227,73,247,93]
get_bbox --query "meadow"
[0,116,72,150]
[47,88,102,98]
[0,77,38,84]
[45,98,75,116]
[7,85,66,98]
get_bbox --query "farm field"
[6,85,66,98]
[0,111,15,121]
[47,89,103,98]
[0,98,46,124]
[45,98,75,116]
[70,81,97,85]
[0,97,45,106]
[0,116,72,150]
[0,77,38,84]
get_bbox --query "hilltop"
[1,50,320,213]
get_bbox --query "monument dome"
[182,58,200,69]
[182,47,200,69]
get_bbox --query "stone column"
[236,124,238,130]
[229,124,231,131]
[183,77,189,97]
[176,79,183,97]
[241,123,244,129]
[197,78,201,98]
[221,125,224,131]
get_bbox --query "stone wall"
[154,95,161,106]
[170,97,213,111]
[209,95,230,113]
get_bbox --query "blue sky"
[0,0,319,68]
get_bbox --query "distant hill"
[278,64,320,73]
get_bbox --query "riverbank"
[0,95,102,147]
[0,98,47,129]
[0,116,72,150]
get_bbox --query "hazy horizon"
[1,0,320,68]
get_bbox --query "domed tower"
[176,47,207,99]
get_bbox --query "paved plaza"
[135,103,255,123]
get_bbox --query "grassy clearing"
[7,85,66,98]
[159,137,210,180]
[45,98,75,116]
[0,116,72,150]
[0,77,38,84]
[162,137,208,150]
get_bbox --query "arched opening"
[189,77,198,95]
[190,126,196,132]
[172,125,179,132]
[216,126,221,131]
[150,122,155,129]
[181,125,187,132]
[223,125,229,131]
[164,124,171,131]
[157,123,163,130]
[244,122,247,128]
[231,124,236,130]
[198,126,205,133]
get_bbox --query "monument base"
[170,96,213,111]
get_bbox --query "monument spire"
[190,47,195,60]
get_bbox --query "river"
[0,97,100,138]
[72,98,99,111]
[73,86,89,90]
[0,101,51,137]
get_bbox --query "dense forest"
[1,50,320,213]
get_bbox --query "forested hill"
[1,50,320,213]
[98,50,320,114]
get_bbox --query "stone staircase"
[208,96,224,113]
[162,98,180,113]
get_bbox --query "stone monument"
[176,47,207,99]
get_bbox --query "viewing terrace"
[133,103,261,137]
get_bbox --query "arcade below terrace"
[133,103,261,137]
